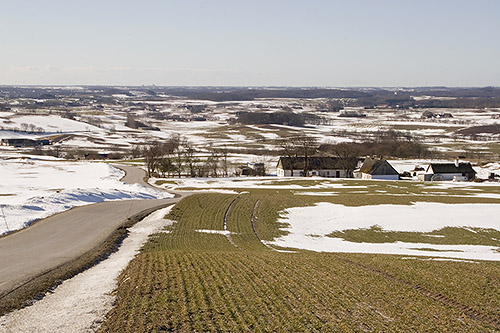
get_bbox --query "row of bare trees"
[278,135,318,176]
[138,134,231,178]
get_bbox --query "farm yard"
[100,180,500,331]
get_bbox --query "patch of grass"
[409,248,464,252]
[154,180,177,186]
[100,192,500,332]
[328,226,500,247]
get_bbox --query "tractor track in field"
[338,256,500,329]
[250,199,279,252]
[223,195,242,250]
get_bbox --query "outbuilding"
[423,161,476,181]
[354,158,399,180]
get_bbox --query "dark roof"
[359,158,399,175]
[278,156,359,170]
[428,163,476,174]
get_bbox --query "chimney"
[455,159,459,168]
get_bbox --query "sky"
[1,0,499,87]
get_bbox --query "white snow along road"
[0,206,175,332]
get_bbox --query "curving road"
[0,165,189,299]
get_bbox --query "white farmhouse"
[354,158,399,180]
[276,157,357,177]
[423,161,476,181]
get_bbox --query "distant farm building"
[0,138,50,147]
[421,161,476,181]
[236,162,265,176]
[354,158,399,180]
[276,156,359,177]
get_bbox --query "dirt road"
[0,165,187,304]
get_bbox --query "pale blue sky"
[1,0,499,86]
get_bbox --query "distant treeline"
[232,111,306,127]
[410,97,500,109]
[184,89,370,101]
[320,140,431,159]
[3,86,500,108]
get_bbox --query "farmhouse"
[423,161,476,181]
[276,156,358,177]
[354,158,399,180]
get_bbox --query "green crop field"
[99,190,500,332]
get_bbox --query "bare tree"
[184,142,197,177]
[130,144,143,159]
[144,142,163,177]
[219,146,229,177]
[207,148,220,177]
[278,138,298,176]
[167,134,188,178]
[296,134,318,177]
[329,142,361,178]
[158,157,176,177]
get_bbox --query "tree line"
[232,111,306,127]
[137,134,231,178]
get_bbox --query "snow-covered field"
[0,157,171,235]
[270,202,500,261]
[1,96,499,159]
[0,206,174,332]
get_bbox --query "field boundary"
[0,202,172,317]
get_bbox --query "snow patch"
[196,229,232,235]
[269,202,500,261]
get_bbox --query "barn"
[354,158,399,180]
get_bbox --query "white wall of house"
[277,168,346,178]
[435,173,462,181]
[361,173,398,180]
[277,168,285,177]
[371,174,399,180]
[317,169,346,178]
[277,169,303,177]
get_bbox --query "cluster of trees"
[139,135,231,178]
[233,111,306,127]
[319,136,430,159]
[18,123,45,133]
[278,135,319,176]
[412,98,500,109]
